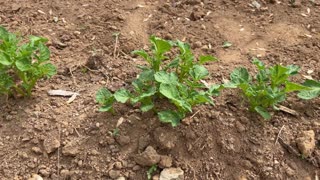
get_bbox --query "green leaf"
[164,57,179,70]
[140,98,154,112]
[158,110,184,127]
[0,26,9,39]
[230,67,250,84]
[131,86,157,104]
[176,41,191,55]
[0,53,12,66]
[286,65,300,75]
[38,43,50,62]
[159,83,180,100]
[160,83,192,112]
[270,65,290,86]
[199,55,217,64]
[99,104,113,112]
[189,65,209,80]
[154,71,178,84]
[298,79,320,100]
[137,69,155,83]
[150,36,172,55]
[189,91,213,105]
[0,73,13,93]
[29,36,47,47]
[96,88,115,105]
[285,82,310,93]
[132,50,151,64]
[114,89,131,103]
[222,41,232,48]
[39,63,57,77]
[208,84,222,96]
[252,58,265,70]
[15,58,32,71]
[254,106,271,120]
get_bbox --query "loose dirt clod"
[159,156,173,168]
[62,142,79,157]
[43,136,60,154]
[296,130,316,157]
[134,146,161,166]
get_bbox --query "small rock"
[109,170,121,179]
[153,174,160,180]
[132,165,141,171]
[193,41,202,49]
[134,146,161,166]
[60,169,71,178]
[116,135,130,146]
[62,142,79,157]
[116,177,126,180]
[39,169,50,177]
[159,156,173,168]
[106,136,116,145]
[241,160,253,169]
[43,136,60,154]
[28,174,43,180]
[235,121,245,132]
[296,130,315,157]
[285,166,295,176]
[159,168,184,180]
[115,162,123,169]
[32,147,42,154]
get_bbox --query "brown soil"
[1,0,320,179]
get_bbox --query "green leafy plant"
[297,79,320,100]
[225,58,309,119]
[0,26,56,97]
[96,36,221,126]
[147,164,157,180]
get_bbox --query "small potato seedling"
[0,26,56,97]
[96,36,221,126]
[225,58,310,119]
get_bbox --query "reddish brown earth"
[0,0,320,179]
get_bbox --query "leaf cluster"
[0,26,56,97]
[96,36,220,126]
[225,58,312,119]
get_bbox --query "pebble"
[28,174,43,180]
[116,177,126,180]
[193,41,202,48]
[39,169,50,177]
[132,165,141,171]
[109,170,121,179]
[60,169,71,177]
[115,162,123,169]
[31,147,42,154]
[159,168,184,180]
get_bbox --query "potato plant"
[96,36,221,126]
[225,58,310,119]
[0,26,56,97]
